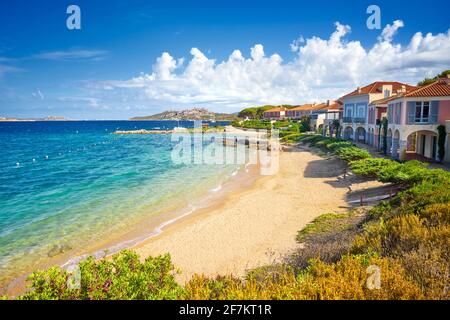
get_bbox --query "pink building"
[263,107,287,120]
[384,77,450,163]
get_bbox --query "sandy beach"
[134,145,386,282]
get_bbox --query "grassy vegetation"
[17,252,182,300]
[231,119,305,141]
[231,119,272,129]
[237,105,295,120]
[296,212,354,242]
[6,134,450,300]
[335,146,371,162]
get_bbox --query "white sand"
[134,146,384,281]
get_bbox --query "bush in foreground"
[183,255,424,300]
[336,146,371,162]
[19,251,182,300]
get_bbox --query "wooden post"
[360,194,363,206]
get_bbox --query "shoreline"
[3,143,387,296]
[2,159,263,296]
[132,145,386,282]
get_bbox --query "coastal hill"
[129,108,237,121]
[0,116,69,121]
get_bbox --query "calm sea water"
[0,120,237,283]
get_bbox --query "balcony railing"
[343,117,352,123]
[342,117,366,124]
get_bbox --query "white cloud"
[33,49,108,61]
[32,89,44,100]
[58,96,109,109]
[0,64,23,77]
[93,21,450,111]
[290,36,305,52]
[378,20,404,43]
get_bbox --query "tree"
[299,116,311,133]
[417,78,436,87]
[381,117,388,155]
[255,108,265,120]
[331,119,340,138]
[417,70,450,86]
[437,125,446,162]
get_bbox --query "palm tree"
[331,119,340,138]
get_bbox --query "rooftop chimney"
[357,86,361,93]
[401,85,406,92]
[327,100,330,106]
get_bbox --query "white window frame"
[415,101,430,123]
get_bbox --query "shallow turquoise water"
[0,120,238,282]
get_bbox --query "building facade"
[263,107,287,120]
[384,78,450,162]
[341,82,417,143]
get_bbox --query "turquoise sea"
[0,120,240,287]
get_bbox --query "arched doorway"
[317,124,324,134]
[405,130,438,162]
[343,126,353,140]
[355,127,366,143]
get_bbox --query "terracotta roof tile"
[289,104,316,111]
[264,107,287,113]
[405,78,450,97]
[343,82,417,98]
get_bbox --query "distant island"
[129,108,237,121]
[0,116,69,122]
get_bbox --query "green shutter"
[407,101,415,124]
[430,101,439,123]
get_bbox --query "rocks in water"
[47,244,72,257]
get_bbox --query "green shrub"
[437,125,446,162]
[336,146,371,161]
[299,116,311,133]
[297,213,352,242]
[20,251,182,300]
[350,158,399,178]
[281,133,304,143]
[327,141,354,151]
[376,160,428,184]
[315,138,335,148]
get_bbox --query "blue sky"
[0,0,449,119]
